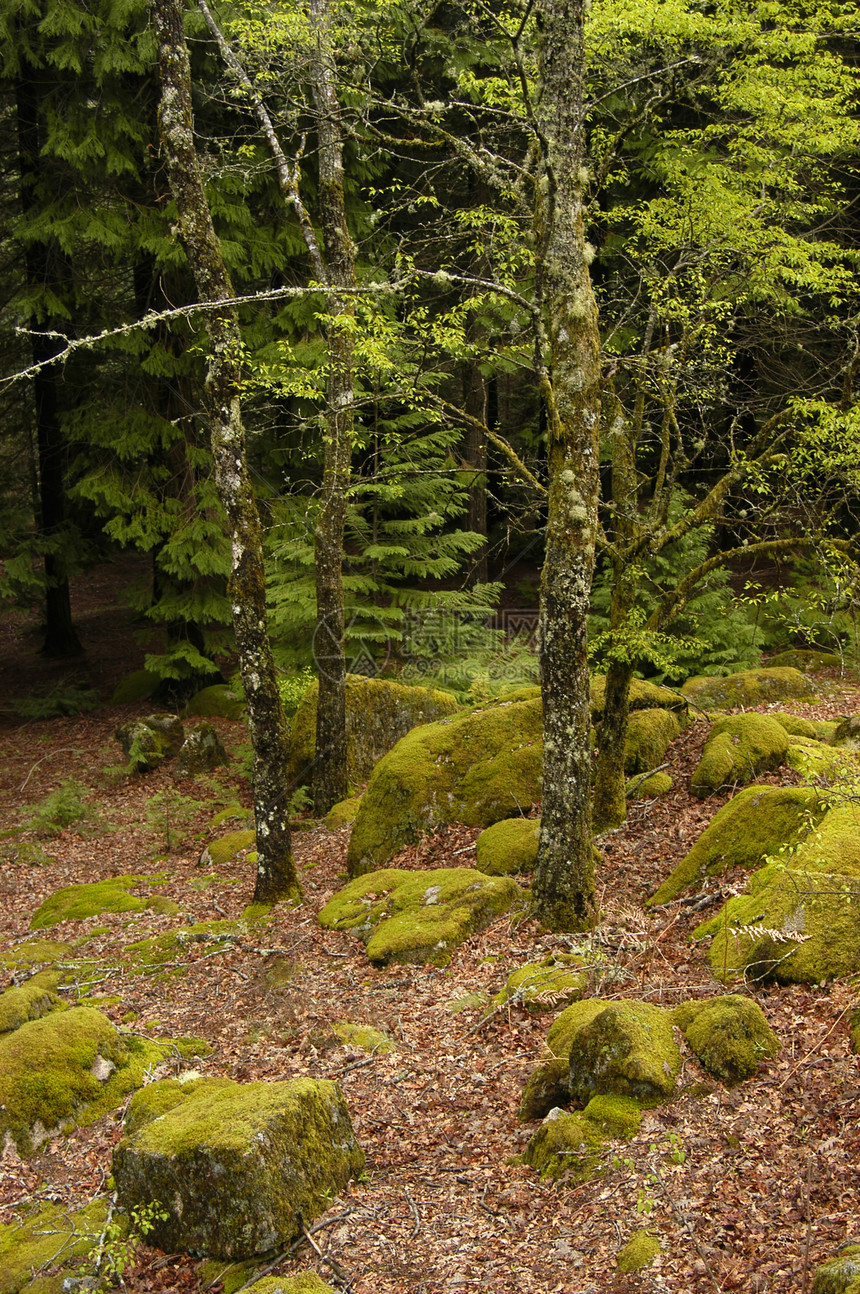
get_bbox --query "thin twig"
[778,1006,851,1090]
[404,1187,420,1238]
[800,1153,815,1294]
[652,1165,723,1294]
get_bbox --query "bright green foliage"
[0,1197,109,1294]
[22,778,100,838]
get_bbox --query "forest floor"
[1,563,859,1294]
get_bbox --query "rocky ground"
[1,569,859,1294]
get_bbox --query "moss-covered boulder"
[0,1006,165,1154]
[522,1107,604,1182]
[582,1094,642,1139]
[567,1001,681,1107]
[650,785,824,906]
[690,713,790,797]
[681,666,813,711]
[174,723,228,777]
[115,713,185,772]
[245,1275,337,1294]
[518,1058,572,1121]
[495,954,587,1012]
[624,708,681,774]
[475,817,540,876]
[199,829,256,868]
[286,675,459,792]
[318,867,521,967]
[695,804,860,983]
[772,713,818,739]
[30,875,179,929]
[627,770,673,799]
[768,648,842,672]
[111,668,160,705]
[185,683,245,721]
[831,715,860,749]
[590,676,687,721]
[346,699,542,874]
[811,1246,860,1294]
[113,1076,364,1259]
[324,796,362,830]
[332,1022,394,1054]
[0,972,62,1033]
[0,1197,108,1294]
[617,1229,662,1273]
[673,995,779,1085]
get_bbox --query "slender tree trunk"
[463,357,489,586]
[592,656,635,830]
[153,0,299,904]
[309,0,355,815]
[530,0,603,931]
[16,66,82,659]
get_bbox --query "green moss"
[627,770,673,799]
[332,1022,394,1053]
[125,920,244,974]
[324,796,363,830]
[0,1006,167,1154]
[0,1197,108,1294]
[811,1246,860,1294]
[495,954,586,1012]
[209,805,254,830]
[244,1275,337,1294]
[785,740,859,780]
[111,669,160,704]
[673,995,779,1084]
[522,1108,604,1182]
[624,708,681,774]
[772,713,817,739]
[114,1077,364,1260]
[851,1008,860,1056]
[582,1094,642,1139]
[815,720,841,742]
[197,1259,266,1294]
[682,667,814,710]
[546,999,613,1059]
[286,675,460,792]
[30,875,173,929]
[567,1001,681,1107]
[0,973,63,1033]
[475,817,540,875]
[590,676,687,721]
[617,1229,662,1273]
[650,785,823,906]
[768,649,842,672]
[200,829,256,867]
[184,684,246,720]
[690,713,790,797]
[319,867,521,967]
[346,699,542,874]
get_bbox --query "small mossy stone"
[627,770,673,799]
[0,1197,108,1294]
[30,875,171,929]
[244,1275,337,1294]
[690,712,790,797]
[197,1259,264,1294]
[624,708,681,774]
[522,1107,604,1182]
[286,675,460,792]
[518,1057,571,1121]
[116,713,185,772]
[174,723,228,777]
[111,669,160,705]
[831,715,860,749]
[324,796,363,830]
[184,684,245,721]
[567,1001,681,1107]
[773,713,818,739]
[650,785,824,906]
[591,676,687,721]
[0,973,63,1034]
[811,1246,860,1294]
[475,817,540,875]
[673,995,779,1085]
[617,1229,662,1273]
[333,1022,394,1054]
[346,699,542,875]
[496,954,586,1012]
[319,866,521,967]
[768,649,842,672]
[199,829,256,868]
[682,667,813,711]
[113,1076,364,1260]
[815,720,841,742]
[582,1094,642,1139]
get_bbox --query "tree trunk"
[592,657,635,831]
[530,0,603,931]
[153,0,299,904]
[15,65,82,659]
[309,0,355,815]
[463,358,489,586]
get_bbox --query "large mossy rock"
[184,683,246,721]
[624,708,681,774]
[690,712,789,797]
[695,803,860,983]
[673,995,779,1085]
[114,1076,364,1260]
[318,866,521,966]
[0,972,62,1033]
[590,676,687,721]
[30,875,179,928]
[475,817,540,875]
[650,785,824,906]
[174,723,228,777]
[346,699,542,875]
[0,1197,108,1294]
[768,648,842,672]
[811,1246,860,1294]
[522,1107,604,1182]
[681,666,813,711]
[831,715,860,749]
[286,675,459,792]
[0,1006,165,1154]
[115,713,185,771]
[567,1001,681,1107]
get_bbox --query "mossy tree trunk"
[153,0,299,904]
[530,0,602,932]
[309,0,355,816]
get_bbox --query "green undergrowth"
[21,778,102,838]
[0,1197,108,1294]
